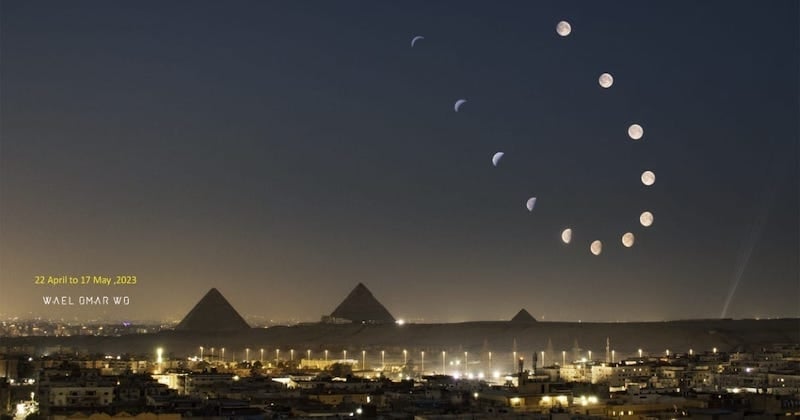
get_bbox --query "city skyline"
[1,1,798,323]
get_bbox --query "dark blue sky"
[1,1,797,322]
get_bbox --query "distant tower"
[605,337,611,363]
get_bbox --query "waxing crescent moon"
[492,152,504,167]
[411,35,424,47]
[526,197,537,212]
[590,240,603,255]
[454,99,467,112]
[561,228,572,244]
[622,232,635,247]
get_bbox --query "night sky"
[1,1,797,323]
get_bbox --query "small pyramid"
[175,288,250,332]
[330,283,395,324]
[510,309,537,323]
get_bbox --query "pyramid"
[330,283,395,324]
[175,288,251,332]
[510,309,537,323]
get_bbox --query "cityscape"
[1,1,798,419]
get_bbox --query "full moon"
[641,170,656,186]
[599,73,614,88]
[622,232,635,247]
[640,211,654,227]
[561,228,572,244]
[628,124,644,140]
[590,240,602,256]
[556,21,571,37]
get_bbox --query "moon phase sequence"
[413,19,657,257]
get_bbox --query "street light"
[403,349,407,365]
[381,350,385,369]
[260,348,264,363]
[362,350,366,370]
[307,349,311,361]
[325,350,329,361]
[221,348,225,362]
[276,349,280,361]
[200,346,204,360]
[442,351,446,373]
[541,351,545,368]
[290,349,294,361]
[638,349,643,358]
[588,350,592,361]
[421,351,425,374]
[562,350,566,366]
[343,350,347,360]
[488,351,493,371]
[464,352,468,373]
[245,348,250,362]
[611,350,615,363]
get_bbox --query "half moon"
[411,35,424,47]
[556,21,572,37]
[590,240,602,256]
[628,124,644,140]
[492,152,504,167]
[640,211,654,227]
[526,197,537,212]
[641,170,655,186]
[599,73,614,88]
[561,228,572,244]
[454,99,467,112]
[622,232,635,248]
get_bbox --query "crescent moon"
[454,99,467,112]
[492,152,504,167]
[411,35,424,47]
[526,197,537,212]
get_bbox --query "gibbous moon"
[641,170,656,186]
[526,197,537,212]
[640,211,654,227]
[599,73,614,88]
[411,35,424,47]
[590,240,602,256]
[622,232,635,248]
[556,21,572,37]
[492,152,504,167]
[454,99,467,112]
[628,124,644,140]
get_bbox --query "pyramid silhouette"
[510,309,537,323]
[175,288,250,332]
[330,283,395,324]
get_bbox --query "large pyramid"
[329,283,395,324]
[510,308,537,323]
[175,288,251,332]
